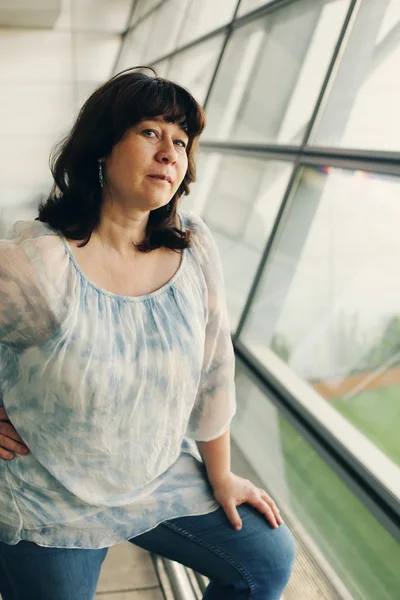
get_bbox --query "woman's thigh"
[0,540,107,600]
[131,505,295,600]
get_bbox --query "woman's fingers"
[247,489,283,529]
[0,421,26,445]
[0,421,30,459]
[223,501,243,531]
[258,499,279,529]
[260,490,284,526]
[0,446,14,460]
[0,432,29,456]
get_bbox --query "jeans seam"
[161,520,256,597]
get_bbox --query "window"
[166,35,224,105]
[237,0,275,17]
[129,0,162,25]
[151,59,170,78]
[311,0,400,151]
[188,153,292,329]
[232,363,400,600]
[177,0,237,48]
[141,0,189,63]
[240,166,400,466]
[204,0,350,144]
[117,13,158,71]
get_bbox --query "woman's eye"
[142,129,158,139]
[175,140,187,149]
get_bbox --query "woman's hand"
[211,471,284,531]
[0,407,29,460]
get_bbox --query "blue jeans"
[0,505,295,600]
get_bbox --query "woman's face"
[103,116,189,212]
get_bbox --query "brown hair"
[38,67,206,251]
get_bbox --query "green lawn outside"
[333,385,400,466]
[279,417,400,600]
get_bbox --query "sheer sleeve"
[185,214,236,442]
[0,221,69,349]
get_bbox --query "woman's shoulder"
[4,219,56,244]
[179,212,223,280]
[180,212,210,237]
[1,219,68,286]
[180,211,216,256]
[1,219,66,271]
[0,219,70,348]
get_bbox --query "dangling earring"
[98,161,104,188]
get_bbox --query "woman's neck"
[94,202,150,254]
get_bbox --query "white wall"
[0,0,131,233]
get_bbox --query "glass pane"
[152,59,170,78]
[187,153,293,330]
[204,0,350,144]
[241,166,400,466]
[142,0,190,63]
[167,35,224,105]
[130,0,163,24]
[70,0,132,32]
[237,0,275,16]
[177,0,237,48]
[311,0,400,151]
[232,364,400,600]
[117,12,158,71]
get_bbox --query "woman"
[0,68,295,600]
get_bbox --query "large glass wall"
[311,0,400,151]
[241,166,400,466]
[203,0,351,143]
[233,363,400,599]
[117,1,400,597]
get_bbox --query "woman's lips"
[148,175,172,184]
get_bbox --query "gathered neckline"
[58,213,188,303]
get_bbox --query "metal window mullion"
[233,0,298,29]
[300,151,400,177]
[199,142,400,175]
[124,0,139,32]
[111,0,138,75]
[202,0,242,109]
[150,23,231,68]
[200,141,300,160]
[122,0,165,36]
[300,0,363,147]
[234,340,400,544]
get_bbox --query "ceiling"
[0,0,62,28]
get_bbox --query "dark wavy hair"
[38,67,206,251]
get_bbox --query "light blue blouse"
[0,213,236,549]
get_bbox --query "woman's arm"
[197,429,231,487]
[188,216,283,531]
[198,429,283,531]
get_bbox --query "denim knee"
[254,523,295,597]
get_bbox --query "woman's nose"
[155,139,177,164]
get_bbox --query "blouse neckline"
[58,212,188,303]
